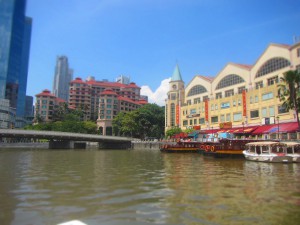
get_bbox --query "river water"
[0,148,299,225]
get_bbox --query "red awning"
[251,122,299,134]
[268,122,299,133]
[251,124,275,135]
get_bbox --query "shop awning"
[268,122,299,133]
[251,122,299,134]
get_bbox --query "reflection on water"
[0,149,299,225]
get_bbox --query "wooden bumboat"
[198,139,273,158]
[243,141,293,163]
[160,141,201,153]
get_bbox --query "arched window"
[216,74,245,90]
[256,57,291,78]
[187,85,207,96]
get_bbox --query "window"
[190,109,196,114]
[226,113,231,121]
[171,93,176,100]
[238,86,245,94]
[203,96,209,101]
[225,89,234,97]
[278,105,289,114]
[216,92,222,99]
[269,106,275,117]
[187,85,207,96]
[220,114,225,122]
[267,76,279,86]
[190,120,193,125]
[233,112,242,121]
[194,98,201,104]
[250,96,253,104]
[215,104,218,110]
[262,92,274,100]
[297,48,300,57]
[187,100,191,105]
[238,99,241,106]
[262,108,267,117]
[183,120,188,126]
[256,57,291,78]
[255,81,263,89]
[194,119,197,124]
[211,116,218,123]
[255,96,258,103]
[221,102,230,109]
[250,110,259,118]
[216,74,245,90]
[233,100,236,106]
[211,104,214,110]
[199,118,205,124]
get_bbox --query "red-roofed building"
[34,89,66,123]
[68,77,148,134]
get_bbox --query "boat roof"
[281,142,300,146]
[245,141,285,146]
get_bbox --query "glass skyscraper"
[52,56,73,101]
[0,0,32,117]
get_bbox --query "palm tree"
[277,70,300,131]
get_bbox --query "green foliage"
[165,127,182,138]
[112,104,165,139]
[277,69,300,131]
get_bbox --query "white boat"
[282,141,300,162]
[243,141,293,163]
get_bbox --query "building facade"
[52,56,73,102]
[165,42,300,139]
[34,89,66,123]
[0,0,32,119]
[68,77,147,134]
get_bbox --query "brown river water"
[0,148,299,225]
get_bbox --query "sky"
[26,0,300,106]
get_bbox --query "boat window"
[256,146,261,154]
[261,146,268,154]
[286,147,293,154]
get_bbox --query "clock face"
[172,84,177,90]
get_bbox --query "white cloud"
[141,78,170,106]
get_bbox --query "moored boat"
[282,141,300,162]
[198,139,268,158]
[160,141,201,153]
[243,141,293,163]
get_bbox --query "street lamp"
[242,122,245,137]
[276,116,280,140]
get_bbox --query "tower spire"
[171,64,182,81]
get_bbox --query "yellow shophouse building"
[165,42,300,140]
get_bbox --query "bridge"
[0,129,133,149]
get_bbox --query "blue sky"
[26,0,300,105]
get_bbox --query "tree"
[165,127,182,138]
[278,69,300,131]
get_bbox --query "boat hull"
[243,151,293,163]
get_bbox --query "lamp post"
[276,116,280,140]
[242,122,245,137]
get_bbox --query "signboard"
[219,122,232,129]
[205,99,209,121]
[193,125,201,130]
[242,90,247,116]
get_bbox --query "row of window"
[182,105,288,126]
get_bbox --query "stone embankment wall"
[131,141,175,150]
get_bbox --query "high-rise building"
[0,0,32,127]
[52,56,73,101]
[116,75,130,84]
